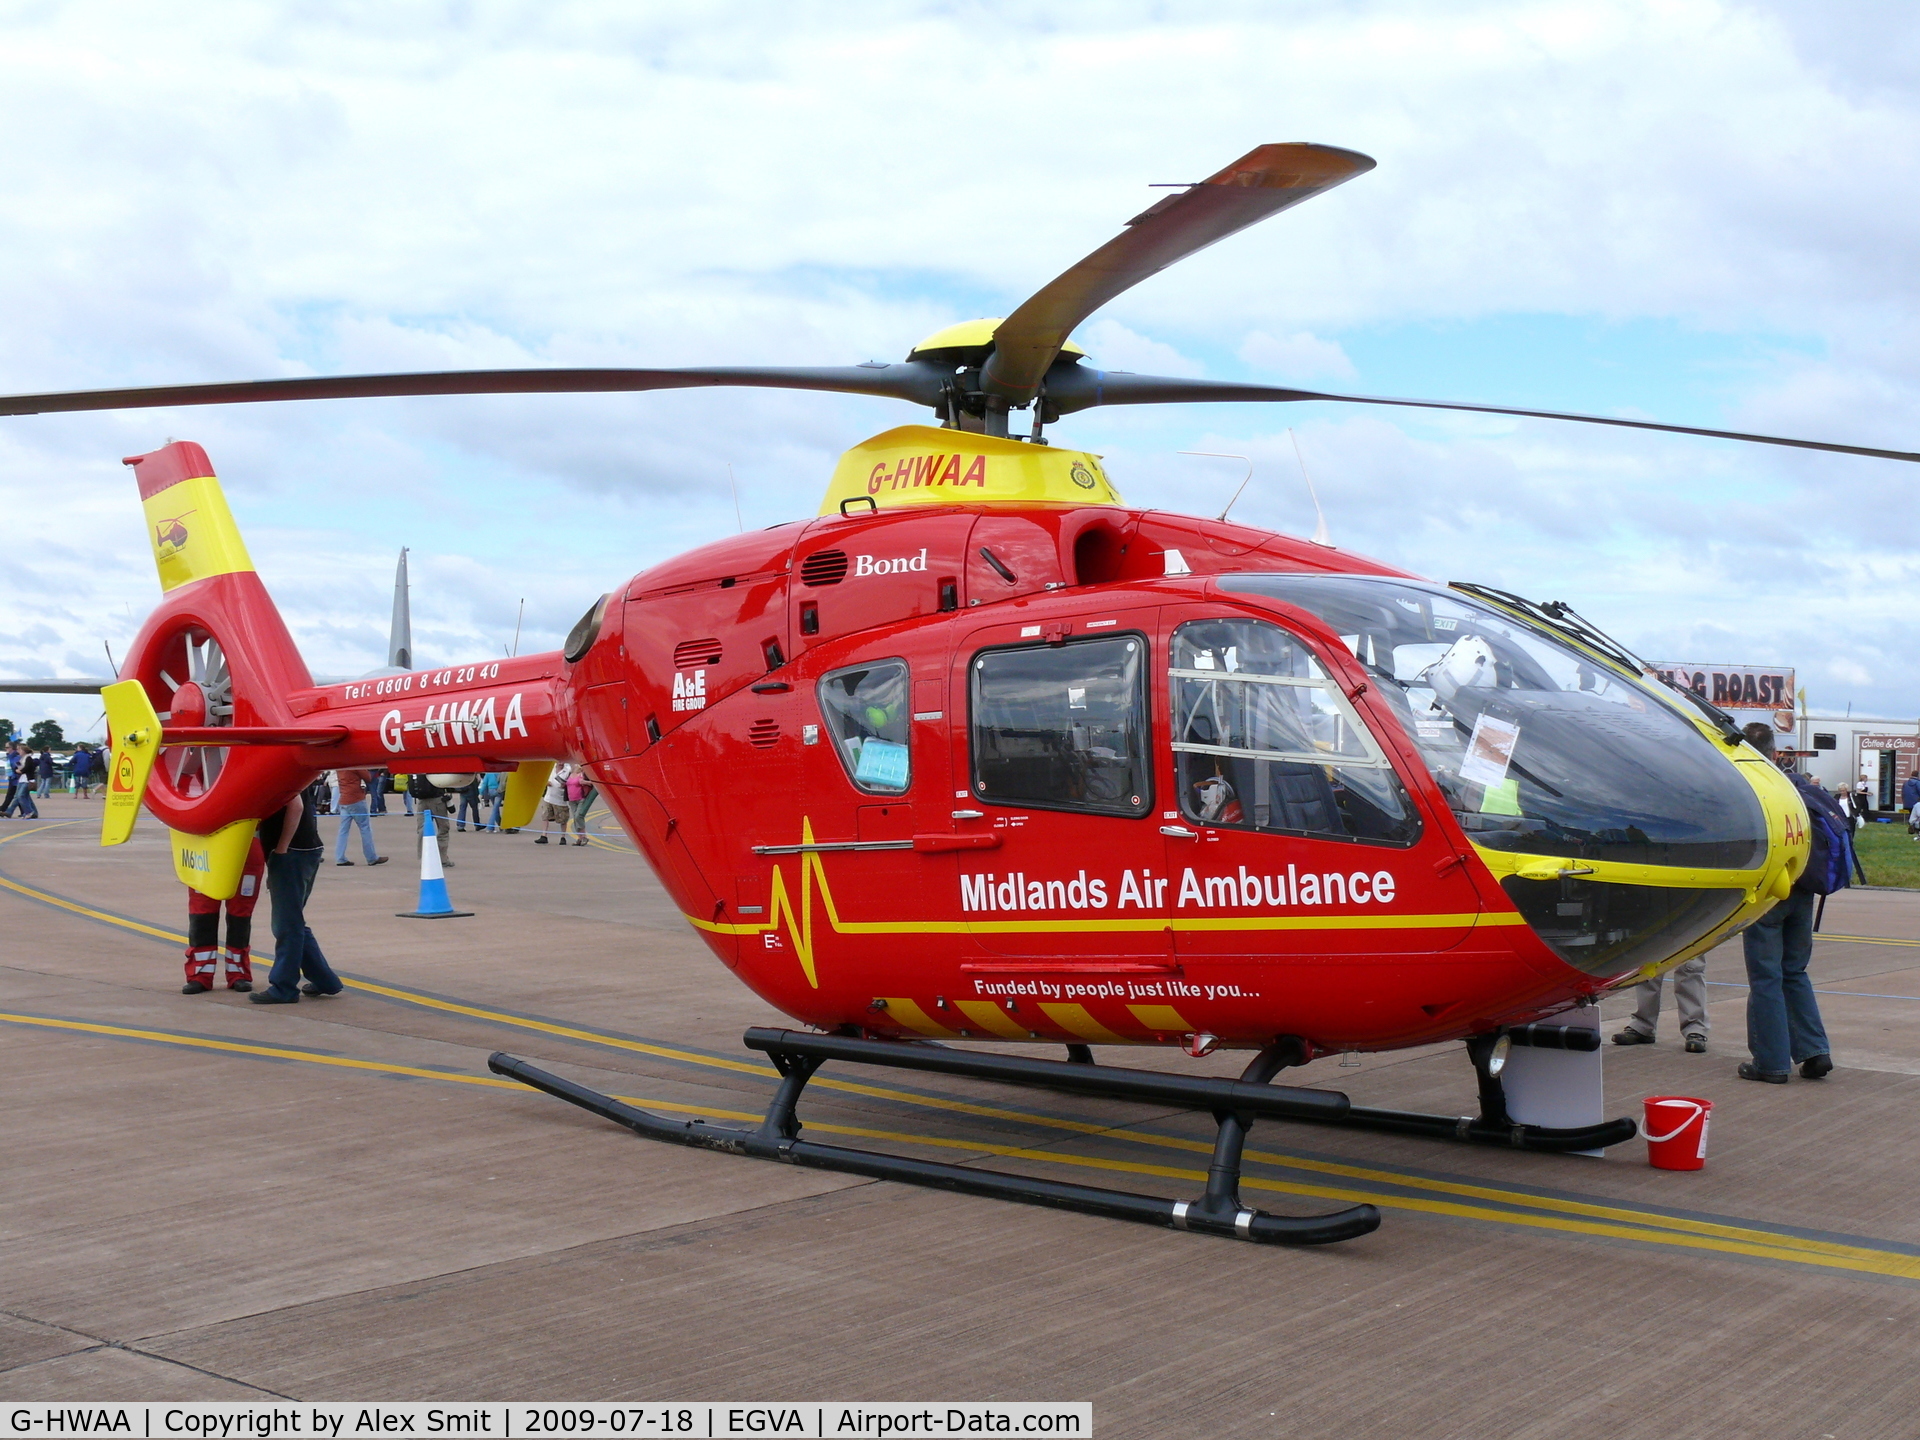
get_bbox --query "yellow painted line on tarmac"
[0,1010,531,1087]
[0,843,1118,1129]
[0,822,186,942]
[340,974,776,1078]
[8,824,1920,1276]
[7,1006,1920,1279]
[1822,933,1920,948]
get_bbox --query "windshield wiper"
[1449,581,1745,745]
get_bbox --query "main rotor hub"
[905,319,1089,373]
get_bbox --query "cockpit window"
[1171,619,1420,845]
[818,659,911,794]
[1220,575,1767,870]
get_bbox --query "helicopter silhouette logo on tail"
[153,510,194,557]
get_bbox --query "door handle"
[1161,825,1198,839]
[913,833,1002,852]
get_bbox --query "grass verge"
[1856,820,1920,889]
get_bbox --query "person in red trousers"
[182,836,267,994]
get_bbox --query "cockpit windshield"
[1220,575,1768,871]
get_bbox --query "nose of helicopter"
[1216,572,1813,988]
[1474,748,1808,986]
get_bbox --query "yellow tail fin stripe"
[143,474,253,592]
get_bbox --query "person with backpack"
[1738,725,1840,1084]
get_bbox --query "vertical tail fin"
[118,440,320,842]
[390,547,413,670]
[124,441,254,592]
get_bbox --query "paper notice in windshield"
[1460,713,1521,787]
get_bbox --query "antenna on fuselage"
[1288,428,1332,547]
[1180,451,1253,523]
[510,598,524,658]
[389,547,413,670]
[727,463,745,533]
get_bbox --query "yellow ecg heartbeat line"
[688,817,1512,992]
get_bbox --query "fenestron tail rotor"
[0,141,1913,467]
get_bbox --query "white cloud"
[1077,320,1206,377]
[0,0,1918,720]
[1237,330,1356,381]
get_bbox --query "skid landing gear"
[489,1030,1381,1246]
[489,1025,1637,1245]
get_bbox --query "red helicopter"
[8,143,1914,1245]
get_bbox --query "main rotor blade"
[978,143,1376,406]
[0,363,948,418]
[1044,370,1920,465]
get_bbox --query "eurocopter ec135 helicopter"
[9,143,1917,1246]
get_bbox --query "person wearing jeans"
[1737,727,1834,1083]
[332,767,387,867]
[251,782,344,1004]
[1741,890,1830,1081]
[455,779,483,832]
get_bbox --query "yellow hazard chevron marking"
[1038,1002,1127,1044]
[953,999,1031,1039]
[1127,1004,1193,1033]
[878,997,957,1038]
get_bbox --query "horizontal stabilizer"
[0,678,116,694]
[163,725,349,747]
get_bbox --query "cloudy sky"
[3,0,1917,739]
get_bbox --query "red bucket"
[1643,1096,1713,1171]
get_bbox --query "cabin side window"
[970,636,1150,817]
[1171,618,1420,846]
[817,659,911,794]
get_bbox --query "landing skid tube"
[487,1036,1382,1246]
[746,1028,1639,1155]
[489,1026,1637,1246]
